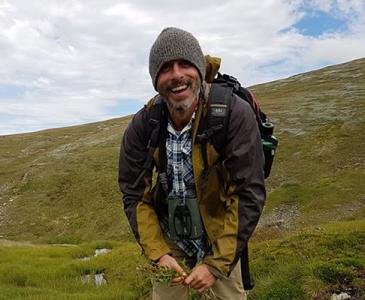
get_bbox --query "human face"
[156,59,201,112]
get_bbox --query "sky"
[0,0,364,135]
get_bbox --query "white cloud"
[307,0,365,17]
[0,0,364,135]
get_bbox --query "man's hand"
[184,264,216,293]
[158,254,187,285]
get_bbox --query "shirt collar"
[167,111,195,136]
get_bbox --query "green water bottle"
[261,121,278,178]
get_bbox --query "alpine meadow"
[0,58,364,300]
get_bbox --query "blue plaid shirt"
[159,114,209,261]
[166,117,195,199]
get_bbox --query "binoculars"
[168,197,203,241]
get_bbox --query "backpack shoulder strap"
[196,82,232,157]
[132,97,167,189]
[146,97,171,194]
[145,97,165,163]
[208,82,233,156]
[195,82,232,192]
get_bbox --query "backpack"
[197,72,278,183]
[143,56,278,290]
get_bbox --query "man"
[119,27,265,299]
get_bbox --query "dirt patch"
[259,203,300,229]
[0,239,38,247]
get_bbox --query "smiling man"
[119,27,266,299]
[156,59,200,130]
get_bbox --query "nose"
[171,62,184,78]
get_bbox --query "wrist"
[156,253,172,263]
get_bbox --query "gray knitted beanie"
[149,27,206,90]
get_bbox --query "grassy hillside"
[252,58,365,229]
[0,117,132,242]
[1,58,364,242]
[0,58,364,299]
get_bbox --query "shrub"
[313,263,354,284]
[261,279,304,300]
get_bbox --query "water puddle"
[79,248,111,285]
[94,248,111,256]
[80,248,111,261]
[81,272,107,286]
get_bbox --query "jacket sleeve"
[204,94,266,276]
[118,108,171,261]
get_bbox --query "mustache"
[167,78,191,90]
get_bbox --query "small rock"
[94,248,111,257]
[330,292,351,300]
[78,248,111,261]
[95,273,107,286]
[81,274,92,284]
[80,256,91,261]
[81,273,107,286]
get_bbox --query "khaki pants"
[152,237,247,300]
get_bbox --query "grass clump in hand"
[137,261,217,299]
[137,262,180,283]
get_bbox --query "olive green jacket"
[118,84,266,277]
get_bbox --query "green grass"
[0,117,133,242]
[249,220,365,300]
[0,220,364,299]
[264,169,365,225]
[0,240,150,300]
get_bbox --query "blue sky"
[0,0,364,135]
[294,10,348,36]
[0,84,25,98]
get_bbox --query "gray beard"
[166,91,198,113]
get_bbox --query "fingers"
[157,254,187,284]
[184,274,193,285]
[185,275,205,290]
[158,254,180,271]
[184,264,216,292]
[170,260,185,275]
[157,257,217,291]
[170,276,185,286]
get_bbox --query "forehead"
[156,59,200,86]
